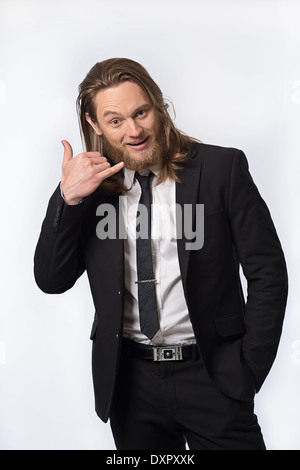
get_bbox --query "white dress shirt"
[122,166,196,346]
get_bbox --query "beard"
[101,129,165,173]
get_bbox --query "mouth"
[127,136,150,150]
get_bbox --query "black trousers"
[110,344,266,450]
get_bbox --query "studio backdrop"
[0,0,299,450]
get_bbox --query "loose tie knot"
[135,172,153,190]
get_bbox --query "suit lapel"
[112,193,125,293]
[176,146,202,294]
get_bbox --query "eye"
[137,109,146,117]
[111,119,120,126]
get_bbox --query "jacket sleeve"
[34,184,86,294]
[228,150,288,392]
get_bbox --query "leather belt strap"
[122,338,199,362]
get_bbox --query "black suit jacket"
[34,142,288,422]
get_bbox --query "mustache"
[100,130,166,172]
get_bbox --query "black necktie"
[135,172,160,340]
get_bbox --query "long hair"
[76,58,198,194]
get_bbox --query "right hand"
[60,140,124,205]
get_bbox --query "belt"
[123,338,200,362]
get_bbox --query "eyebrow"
[103,110,120,118]
[103,104,151,119]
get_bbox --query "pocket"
[214,313,246,337]
[205,208,224,218]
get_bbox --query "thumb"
[61,140,73,162]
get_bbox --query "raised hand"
[60,140,124,205]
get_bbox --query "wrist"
[60,183,83,205]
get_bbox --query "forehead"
[94,81,151,118]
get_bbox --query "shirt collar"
[124,163,161,188]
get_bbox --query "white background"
[0,0,299,450]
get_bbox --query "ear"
[85,113,102,135]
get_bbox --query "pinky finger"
[100,161,124,181]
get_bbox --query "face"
[86,81,164,172]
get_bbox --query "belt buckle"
[153,345,183,361]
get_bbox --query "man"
[34,58,288,450]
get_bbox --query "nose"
[126,118,141,137]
